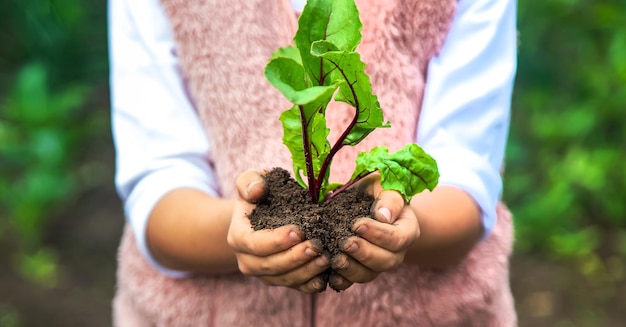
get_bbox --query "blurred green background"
[0,0,624,326]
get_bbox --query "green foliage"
[352,145,439,201]
[505,0,626,259]
[311,41,389,145]
[0,63,89,286]
[1,64,84,244]
[293,0,362,85]
[0,0,108,287]
[266,0,439,203]
[15,248,59,288]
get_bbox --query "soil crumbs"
[249,167,373,290]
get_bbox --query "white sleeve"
[417,0,517,238]
[108,0,220,277]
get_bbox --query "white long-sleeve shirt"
[109,0,517,277]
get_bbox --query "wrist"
[404,186,482,267]
[147,188,239,273]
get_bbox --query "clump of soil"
[248,167,374,290]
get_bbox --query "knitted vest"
[113,1,517,326]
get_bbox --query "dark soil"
[248,167,374,290]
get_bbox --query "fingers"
[238,238,331,294]
[235,169,268,203]
[371,190,406,224]
[236,239,326,276]
[354,209,420,252]
[329,208,419,286]
[330,251,380,285]
[294,275,330,294]
[355,173,407,224]
[227,219,303,257]
[230,168,332,293]
[228,217,331,292]
[328,271,353,291]
[257,253,331,293]
[335,235,404,275]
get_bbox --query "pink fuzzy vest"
[113,0,517,326]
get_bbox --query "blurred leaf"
[578,253,604,280]
[550,227,599,259]
[30,128,67,165]
[609,31,626,81]
[11,167,75,243]
[14,248,59,288]
[52,0,87,27]
[13,63,48,123]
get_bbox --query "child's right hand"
[227,170,331,293]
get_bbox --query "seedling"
[265,0,439,204]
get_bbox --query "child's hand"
[329,175,420,291]
[227,170,330,293]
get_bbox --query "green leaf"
[312,40,389,145]
[13,63,48,124]
[294,0,362,86]
[270,45,302,65]
[352,144,440,201]
[265,57,338,105]
[15,248,58,288]
[280,105,331,187]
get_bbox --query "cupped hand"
[227,170,330,293]
[329,174,420,291]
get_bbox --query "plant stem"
[299,104,319,202]
[316,59,361,201]
[323,171,373,202]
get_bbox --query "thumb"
[235,169,268,203]
[371,190,405,224]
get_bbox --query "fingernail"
[310,239,323,254]
[355,224,368,236]
[378,207,391,223]
[329,274,344,288]
[312,278,323,290]
[305,247,319,257]
[332,255,349,270]
[344,241,358,254]
[246,180,262,196]
[315,255,329,268]
[289,231,302,243]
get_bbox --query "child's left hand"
[329,176,420,291]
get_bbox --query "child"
[109,0,517,325]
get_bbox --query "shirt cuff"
[123,160,219,278]
[427,146,502,240]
